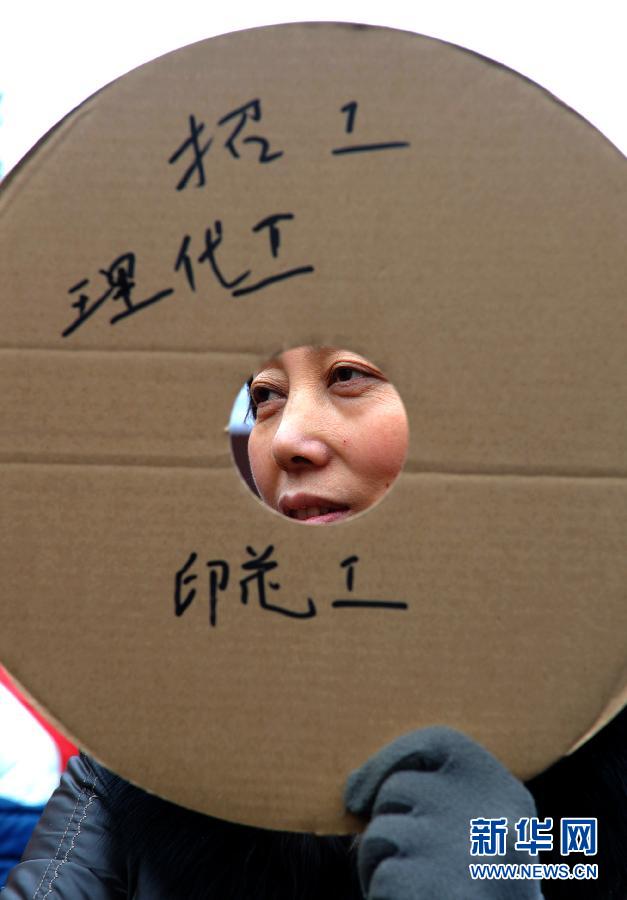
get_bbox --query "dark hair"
[245,374,257,422]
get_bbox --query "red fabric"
[0,665,77,770]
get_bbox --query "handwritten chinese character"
[168,100,283,191]
[252,213,294,258]
[239,545,316,618]
[332,555,407,610]
[174,215,314,299]
[332,100,410,156]
[62,252,173,337]
[175,224,250,292]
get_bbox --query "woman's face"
[247,346,408,524]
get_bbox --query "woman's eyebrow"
[251,359,283,380]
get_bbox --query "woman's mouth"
[279,495,351,524]
[289,507,351,524]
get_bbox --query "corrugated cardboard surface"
[1,23,625,833]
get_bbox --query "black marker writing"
[240,545,316,619]
[207,560,229,627]
[175,223,250,293]
[174,552,198,617]
[341,100,358,134]
[252,213,294,258]
[332,100,410,156]
[169,100,283,190]
[341,554,359,591]
[168,114,213,191]
[332,554,407,611]
[218,99,284,164]
[63,253,174,337]
[174,215,314,299]
[174,549,406,628]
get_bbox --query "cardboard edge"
[0,663,83,756]
[567,670,627,754]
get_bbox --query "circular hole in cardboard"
[229,345,409,524]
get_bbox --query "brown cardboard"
[1,23,625,833]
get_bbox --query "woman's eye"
[331,366,361,383]
[249,384,284,418]
[251,386,271,404]
[330,365,375,385]
[334,367,357,382]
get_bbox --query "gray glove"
[345,727,545,900]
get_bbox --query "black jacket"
[2,754,360,899]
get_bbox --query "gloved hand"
[345,727,545,900]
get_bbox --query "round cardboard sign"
[1,23,626,833]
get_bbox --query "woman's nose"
[271,394,332,471]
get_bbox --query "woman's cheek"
[355,408,408,481]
